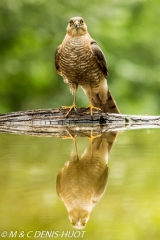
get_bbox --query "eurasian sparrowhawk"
[56,132,118,228]
[55,17,120,115]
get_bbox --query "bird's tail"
[90,89,120,114]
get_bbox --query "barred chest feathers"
[59,35,104,91]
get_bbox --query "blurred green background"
[0,0,160,114]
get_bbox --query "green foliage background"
[0,0,160,114]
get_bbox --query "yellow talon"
[86,103,101,116]
[62,128,78,156]
[62,128,76,141]
[61,104,76,117]
[61,92,77,117]
[87,129,101,142]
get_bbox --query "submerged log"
[0,108,160,137]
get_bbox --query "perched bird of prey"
[55,16,120,116]
[56,132,118,228]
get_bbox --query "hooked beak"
[74,20,80,28]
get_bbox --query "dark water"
[0,129,160,240]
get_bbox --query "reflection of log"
[0,108,160,137]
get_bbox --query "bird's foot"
[86,104,101,116]
[87,129,101,142]
[61,104,76,117]
[62,128,76,142]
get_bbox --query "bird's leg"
[62,128,78,160]
[85,92,101,116]
[61,92,77,117]
[70,135,79,162]
[87,130,102,155]
[73,136,78,157]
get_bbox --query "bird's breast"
[59,35,104,89]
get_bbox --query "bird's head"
[66,17,88,37]
[69,208,89,229]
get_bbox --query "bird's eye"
[80,19,84,24]
[69,20,74,26]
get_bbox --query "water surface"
[0,129,160,240]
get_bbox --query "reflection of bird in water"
[55,16,120,116]
[56,132,118,228]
